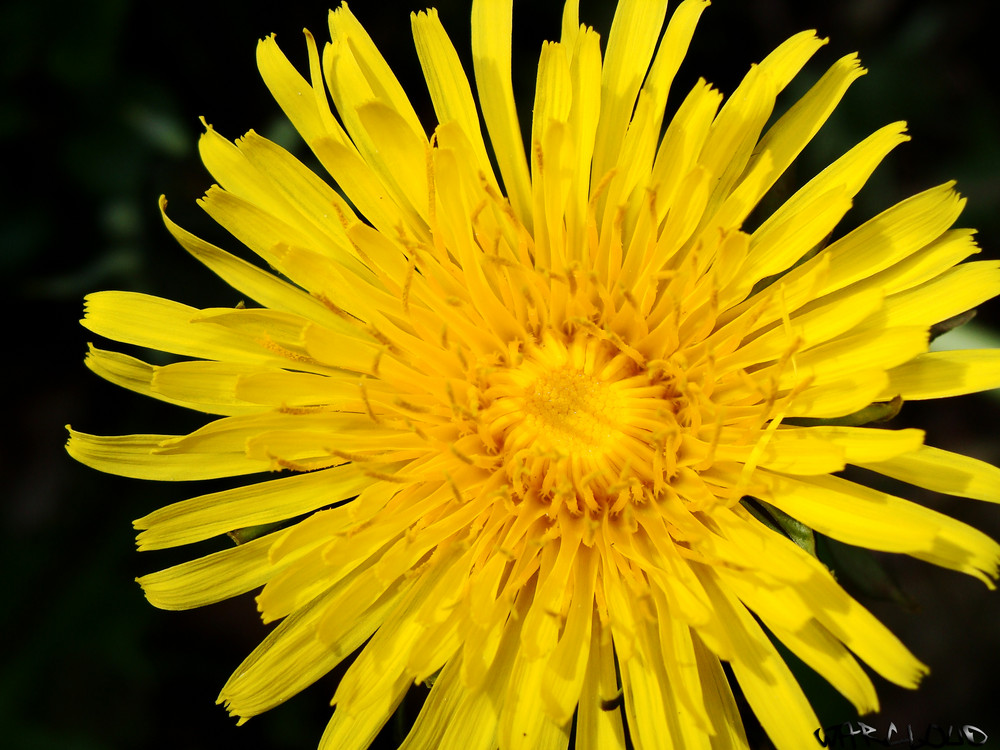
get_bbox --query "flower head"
[68,1,1000,748]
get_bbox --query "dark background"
[4,0,1000,748]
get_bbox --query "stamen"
[393,397,432,414]
[360,467,413,483]
[327,448,377,462]
[370,348,384,377]
[483,253,518,269]
[269,455,340,473]
[401,256,415,315]
[449,443,475,465]
[359,376,383,425]
[331,200,350,231]
[256,334,316,364]
[403,419,431,443]
[278,403,331,415]
[443,471,465,504]
[315,292,358,322]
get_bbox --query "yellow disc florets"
[521,365,620,455]
[482,330,687,513]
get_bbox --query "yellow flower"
[67,1,1000,748]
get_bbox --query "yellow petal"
[700,31,827,219]
[799,424,925,463]
[160,196,346,327]
[310,135,402,238]
[319,680,410,750]
[411,8,495,186]
[873,228,980,296]
[741,53,866,215]
[769,620,879,715]
[642,0,710,140]
[810,183,965,299]
[85,346,260,417]
[648,80,722,229]
[712,430,846,475]
[137,531,280,610]
[530,41,572,272]
[197,122,276,211]
[789,560,927,687]
[82,291,284,366]
[66,428,267,480]
[256,34,331,146]
[134,463,369,550]
[398,657,493,750]
[219,570,403,722]
[356,101,430,221]
[562,27,602,257]
[651,591,712,734]
[322,41,428,237]
[691,635,749,750]
[619,631,679,749]
[330,551,464,725]
[445,604,526,746]
[739,184,966,333]
[715,568,812,633]
[736,184,853,301]
[697,64,777,221]
[783,369,890,419]
[232,369,362,407]
[697,570,820,750]
[873,260,1000,330]
[762,471,1000,584]
[882,349,1000,400]
[726,121,909,302]
[520,530,577,660]
[860,444,1000,503]
[154,410,407,473]
[198,185,337,282]
[327,4,424,138]
[269,241,398,323]
[233,132,364,264]
[575,617,627,750]
[471,0,531,225]
[591,0,669,186]
[541,545,597,723]
[719,284,884,372]
[771,325,928,391]
[258,486,399,620]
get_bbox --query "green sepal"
[601,689,624,711]
[227,521,287,545]
[421,668,442,688]
[930,309,976,341]
[783,395,903,428]
[741,497,816,556]
[816,535,917,610]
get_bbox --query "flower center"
[521,366,621,455]
[482,332,676,512]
